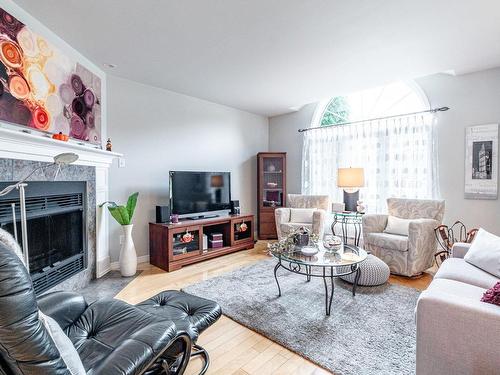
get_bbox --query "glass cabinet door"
[261,156,284,208]
[233,218,253,242]
[172,229,200,258]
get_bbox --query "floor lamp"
[0,153,79,271]
[337,167,364,212]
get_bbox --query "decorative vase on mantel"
[120,224,137,277]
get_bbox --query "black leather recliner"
[0,244,221,375]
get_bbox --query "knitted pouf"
[341,254,390,286]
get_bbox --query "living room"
[0,1,499,374]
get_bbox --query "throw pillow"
[464,228,500,278]
[290,208,316,223]
[39,311,86,375]
[481,282,500,306]
[383,215,411,236]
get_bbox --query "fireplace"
[0,181,87,294]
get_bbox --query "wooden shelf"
[149,214,254,272]
[257,152,286,240]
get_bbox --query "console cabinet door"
[231,217,254,245]
[169,225,201,260]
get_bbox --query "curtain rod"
[298,106,450,133]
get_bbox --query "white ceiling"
[12,0,500,116]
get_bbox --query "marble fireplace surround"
[0,127,121,290]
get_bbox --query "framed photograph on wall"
[464,123,498,199]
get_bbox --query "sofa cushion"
[464,228,500,278]
[434,258,499,290]
[290,208,315,224]
[384,215,411,236]
[424,278,487,301]
[366,232,408,252]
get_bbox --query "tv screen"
[170,171,231,216]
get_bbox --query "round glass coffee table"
[270,243,367,315]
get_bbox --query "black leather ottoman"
[137,291,222,375]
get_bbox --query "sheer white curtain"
[302,114,439,213]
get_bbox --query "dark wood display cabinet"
[257,152,286,239]
[149,214,254,272]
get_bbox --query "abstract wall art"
[0,8,101,145]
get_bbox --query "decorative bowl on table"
[300,246,318,256]
[323,234,343,253]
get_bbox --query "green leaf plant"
[99,192,139,225]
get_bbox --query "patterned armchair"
[362,198,445,277]
[275,194,329,240]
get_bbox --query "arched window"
[302,81,439,213]
[313,81,429,127]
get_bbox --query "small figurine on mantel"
[106,138,112,151]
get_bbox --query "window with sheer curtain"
[302,81,439,213]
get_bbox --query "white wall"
[268,103,317,194]
[107,76,269,261]
[417,69,500,234]
[269,68,500,234]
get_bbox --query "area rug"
[182,259,419,375]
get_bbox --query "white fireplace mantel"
[0,126,122,278]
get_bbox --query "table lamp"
[337,167,364,212]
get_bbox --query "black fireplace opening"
[0,181,87,294]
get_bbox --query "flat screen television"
[169,171,231,218]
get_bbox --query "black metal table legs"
[274,262,282,297]
[331,214,363,246]
[352,266,361,296]
[274,261,361,316]
[322,267,335,315]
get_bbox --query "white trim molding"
[0,126,121,167]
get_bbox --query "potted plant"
[100,192,139,277]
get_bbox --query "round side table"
[331,212,364,246]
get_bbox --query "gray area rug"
[183,259,419,375]
[79,271,141,303]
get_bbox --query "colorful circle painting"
[0,7,101,145]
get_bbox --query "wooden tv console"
[149,214,255,272]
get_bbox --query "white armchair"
[362,198,445,277]
[275,194,329,240]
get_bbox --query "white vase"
[119,224,137,277]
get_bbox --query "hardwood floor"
[115,241,433,375]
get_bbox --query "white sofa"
[416,242,500,375]
[274,194,328,240]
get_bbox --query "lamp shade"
[210,174,224,188]
[337,168,364,188]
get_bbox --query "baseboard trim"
[110,255,150,271]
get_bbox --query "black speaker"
[230,200,240,215]
[156,205,170,223]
